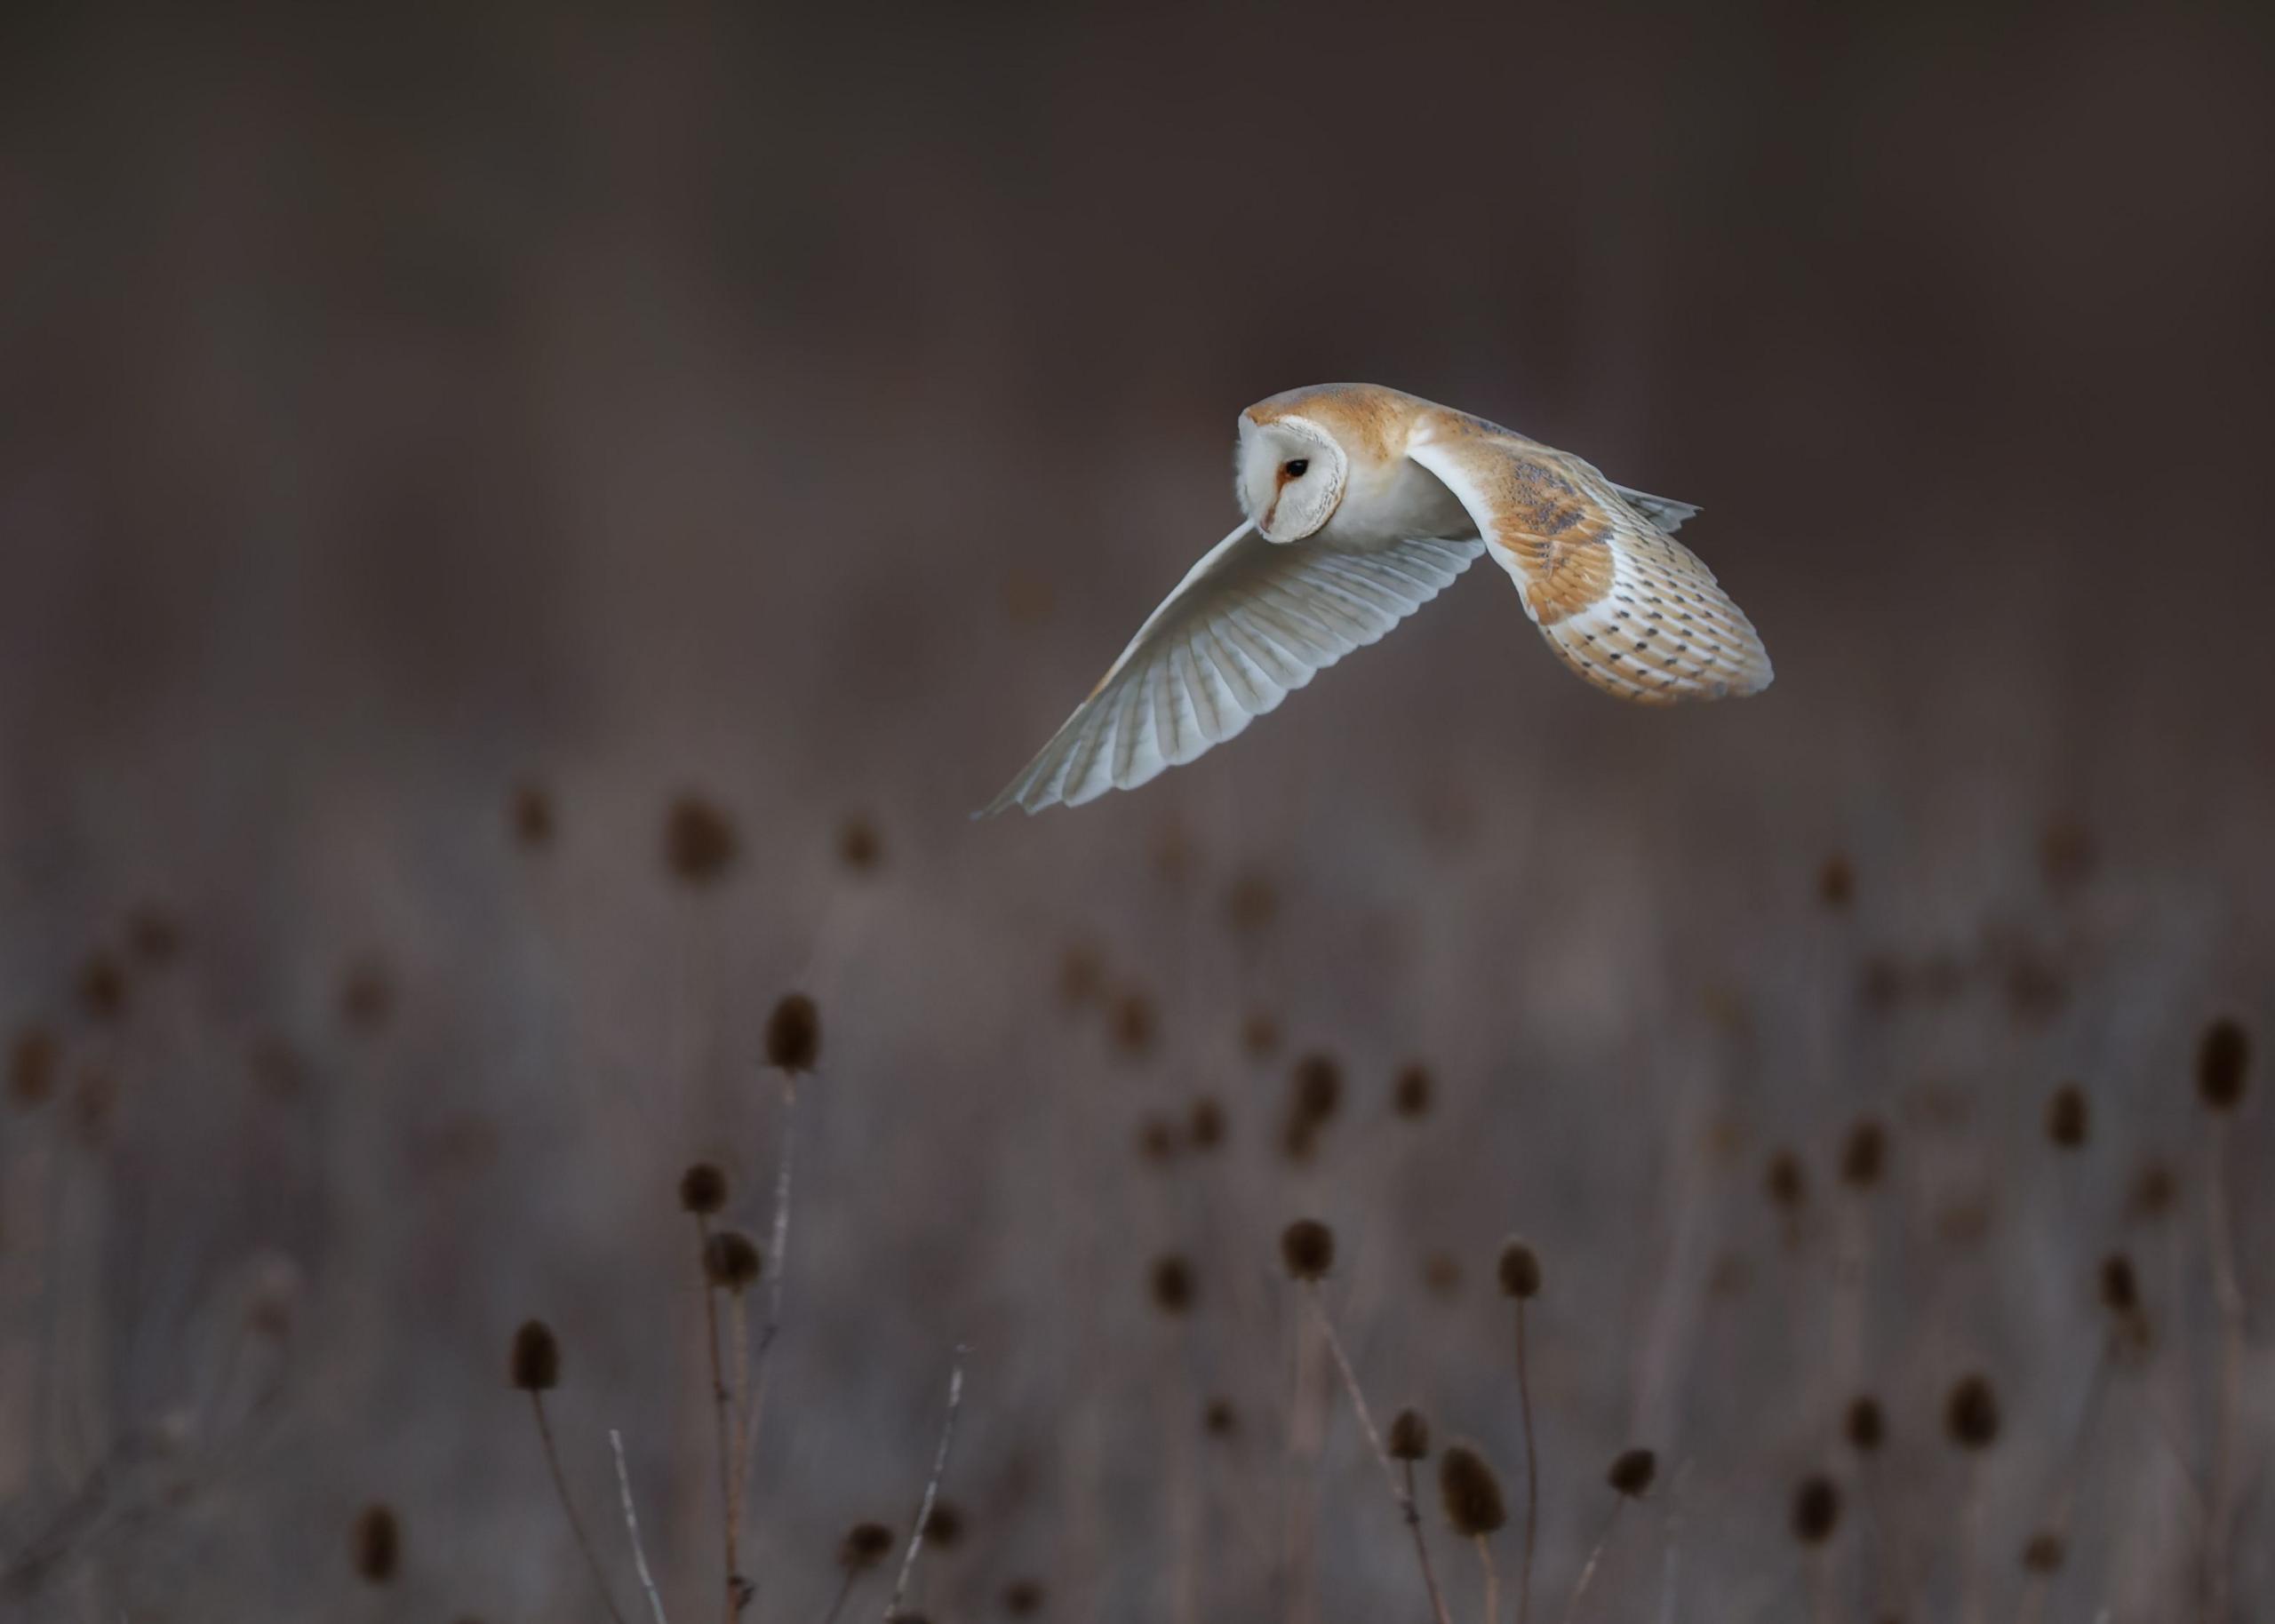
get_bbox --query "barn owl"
[983,382,1772,816]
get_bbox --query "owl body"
[984,382,1772,816]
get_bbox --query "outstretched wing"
[1407,433,1771,705]
[982,526,1486,815]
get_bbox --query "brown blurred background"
[2,4,2272,1620]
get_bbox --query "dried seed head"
[836,815,882,874]
[1439,1445,1506,1536]
[1945,1373,2000,1450]
[1817,856,1855,912]
[1844,1396,1885,1453]
[339,959,395,1033]
[351,1503,401,1583]
[1393,1063,1433,1119]
[665,795,738,885]
[509,783,555,848]
[1241,1009,1282,1063]
[1150,816,1199,888]
[1608,1447,1657,1499]
[1108,991,1156,1060]
[1225,872,1279,936]
[840,1522,895,1570]
[509,1319,561,1391]
[1421,1250,1463,1300]
[1058,943,1104,1009]
[1280,1219,1335,1281]
[2098,1252,2139,1317]
[1002,1579,1045,1615]
[2197,1018,2250,1111]
[703,1230,763,1293]
[922,1500,964,1547]
[9,1026,58,1109]
[2022,1531,2065,1573]
[2039,816,2095,893]
[2043,1084,2089,1149]
[1148,1254,1195,1315]
[2128,1158,2178,1221]
[1136,1114,1179,1166]
[1764,1148,1807,1212]
[1497,1239,1542,1301]
[1840,1118,1888,1190]
[765,993,820,1072]
[1187,1095,1226,1150]
[1291,1053,1342,1123]
[1388,1407,1430,1461]
[69,1067,119,1147]
[1202,1397,1238,1437]
[1791,1475,1841,1545]
[679,1162,729,1214]
[78,951,128,1023]
[126,906,183,966]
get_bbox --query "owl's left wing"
[981,526,1485,815]
[1407,431,1772,705]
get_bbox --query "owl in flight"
[984,383,1772,816]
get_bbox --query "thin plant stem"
[610,1429,670,1624]
[1300,1285,1450,1624]
[695,1216,742,1620]
[1474,1534,1501,1624]
[883,1345,970,1621]
[742,1074,800,1490]
[1561,1501,1626,1624]
[2019,1348,2114,1624]
[530,1394,630,1624]
[1401,1461,1454,1624]
[1957,1461,1983,1624]
[2205,1114,2246,1624]
[1516,1301,1538,1624]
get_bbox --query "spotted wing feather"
[1407,433,1771,704]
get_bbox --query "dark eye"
[1284,459,1308,478]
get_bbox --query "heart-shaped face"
[1236,413,1346,542]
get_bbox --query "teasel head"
[1148,1253,1196,1316]
[1607,1447,1657,1499]
[2044,1084,2089,1149]
[839,1522,895,1570]
[1839,1118,1888,1190]
[1944,1373,2000,1451]
[679,1162,729,1215]
[765,993,821,1073]
[351,1503,402,1584]
[1790,1475,1840,1546]
[1497,1238,1542,1301]
[1392,1062,1433,1119]
[509,1319,561,1391]
[1438,1445,1506,1536]
[1280,1219,1335,1281]
[665,794,738,885]
[1388,1406,1431,1461]
[2197,1017,2250,1112]
[704,1230,763,1293]
[508,782,555,849]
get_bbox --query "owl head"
[1235,410,1345,542]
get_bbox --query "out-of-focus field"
[2,5,2271,1620]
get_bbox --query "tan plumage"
[984,383,1771,816]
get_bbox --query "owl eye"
[1283,459,1308,478]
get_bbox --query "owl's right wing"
[981,525,1486,815]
